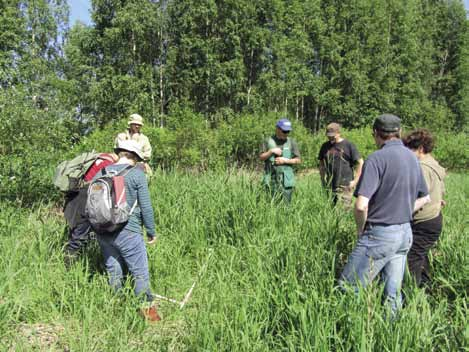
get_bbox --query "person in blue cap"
[259,118,301,202]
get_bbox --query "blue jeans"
[340,223,412,315]
[97,229,153,302]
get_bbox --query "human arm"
[134,170,156,238]
[259,148,282,161]
[413,161,430,213]
[275,138,301,165]
[414,195,431,212]
[274,156,301,165]
[115,132,127,148]
[141,135,152,162]
[350,158,364,188]
[354,195,369,236]
[318,159,327,187]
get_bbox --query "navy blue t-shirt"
[354,139,428,225]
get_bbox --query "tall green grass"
[0,171,467,351]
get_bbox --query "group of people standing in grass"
[261,115,446,317]
[61,111,445,322]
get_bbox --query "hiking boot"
[140,306,161,322]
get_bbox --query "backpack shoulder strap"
[118,165,135,177]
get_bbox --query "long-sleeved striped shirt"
[103,163,156,236]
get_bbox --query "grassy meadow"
[0,171,467,351]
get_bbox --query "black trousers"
[408,213,443,286]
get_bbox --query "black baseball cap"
[373,114,401,132]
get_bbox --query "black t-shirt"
[318,139,361,189]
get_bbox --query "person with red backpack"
[92,140,160,322]
[62,153,118,266]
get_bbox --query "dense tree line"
[1,0,469,135]
[61,0,469,131]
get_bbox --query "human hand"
[274,157,289,165]
[349,180,357,189]
[271,147,282,156]
[147,236,157,245]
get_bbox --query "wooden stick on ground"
[152,249,214,309]
[179,249,213,309]
[152,293,181,305]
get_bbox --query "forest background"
[1,0,469,205]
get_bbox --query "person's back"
[360,140,423,225]
[96,140,160,322]
[341,114,429,318]
[103,163,155,235]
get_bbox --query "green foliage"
[432,132,469,171]
[0,88,77,205]
[59,0,469,132]
[0,172,467,350]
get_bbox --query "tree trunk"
[160,64,164,127]
[247,48,254,106]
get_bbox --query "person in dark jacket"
[63,153,117,266]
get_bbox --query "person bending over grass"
[403,129,446,288]
[96,140,160,322]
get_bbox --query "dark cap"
[373,114,401,132]
[326,122,341,136]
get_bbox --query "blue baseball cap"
[276,118,292,131]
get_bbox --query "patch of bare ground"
[8,323,69,351]
[129,318,188,351]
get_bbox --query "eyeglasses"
[281,130,290,134]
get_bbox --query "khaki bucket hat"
[128,113,144,126]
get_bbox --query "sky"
[69,0,92,25]
[68,0,469,27]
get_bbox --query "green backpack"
[53,152,99,192]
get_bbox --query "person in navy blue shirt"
[339,114,429,318]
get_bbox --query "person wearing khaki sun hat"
[318,122,363,208]
[115,113,153,177]
[128,113,144,126]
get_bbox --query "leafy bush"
[0,89,77,205]
[2,99,468,206]
[432,132,469,171]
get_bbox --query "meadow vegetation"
[0,171,467,351]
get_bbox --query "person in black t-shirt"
[318,122,363,207]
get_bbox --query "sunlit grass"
[0,171,467,351]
